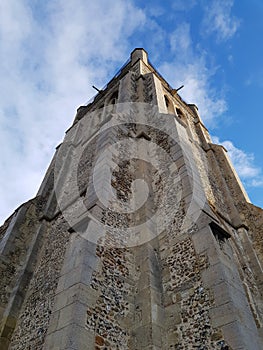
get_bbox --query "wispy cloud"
[244,69,263,88]
[0,0,254,224]
[201,0,240,41]
[170,22,192,56]
[172,0,197,12]
[0,0,146,223]
[251,179,263,187]
[212,136,263,187]
[159,23,227,126]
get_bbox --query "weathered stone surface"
[0,48,262,349]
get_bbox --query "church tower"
[0,48,263,349]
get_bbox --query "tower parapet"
[0,49,262,350]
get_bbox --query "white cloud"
[159,24,227,125]
[172,0,197,11]
[170,61,227,124]
[201,0,240,41]
[0,1,250,224]
[170,23,192,55]
[0,0,146,223]
[147,5,165,17]
[251,179,263,187]
[212,136,263,187]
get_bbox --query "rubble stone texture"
[0,48,263,350]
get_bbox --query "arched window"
[107,91,118,114]
[109,91,118,105]
[96,103,104,122]
[176,107,184,119]
[175,107,188,128]
[164,95,175,114]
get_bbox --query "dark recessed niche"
[210,222,231,244]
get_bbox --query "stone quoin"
[0,49,263,349]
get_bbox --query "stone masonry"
[0,48,263,349]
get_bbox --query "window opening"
[164,95,175,114]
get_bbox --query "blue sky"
[0,0,263,224]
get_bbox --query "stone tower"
[0,48,263,350]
